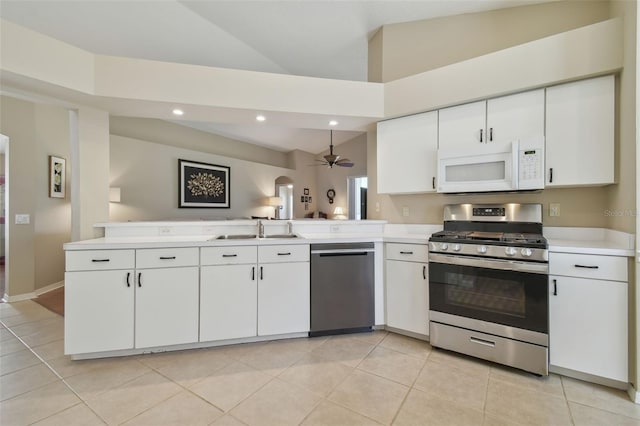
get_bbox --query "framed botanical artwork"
[179,159,230,208]
[49,155,66,198]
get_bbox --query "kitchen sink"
[214,234,258,240]
[263,234,300,239]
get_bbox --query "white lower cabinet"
[65,269,134,354]
[385,243,429,337]
[200,264,258,341]
[549,252,628,383]
[135,266,199,348]
[258,245,310,336]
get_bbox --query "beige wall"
[375,1,610,83]
[286,149,319,219]
[315,133,367,217]
[111,117,290,169]
[0,96,71,297]
[110,135,300,222]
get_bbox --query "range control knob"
[453,244,461,252]
[505,247,517,257]
[477,245,487,254]
[521,248,533,257]
[440,243,449,251]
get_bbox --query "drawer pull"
[222,254,238,258]
[137,273,142,288]
[470,336,496,348]
[126,272,131,287]
[91,259,110,263]
[252,266,255,281]
[260,266,263,280]
[277,252,291,256]
[159,256,176,260]
[423,265,426,280]
[400,251,414,255]
[553,279,557,296]
[574,264,599,269]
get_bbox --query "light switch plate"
[15,214,30,224]
[402,206,410,217]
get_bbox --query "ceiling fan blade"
[337,162,354,167]
[336,158,354,166]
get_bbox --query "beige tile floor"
[1,300,640,426]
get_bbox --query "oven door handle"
[429,253,548,274]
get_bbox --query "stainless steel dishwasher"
[310,242,375,337]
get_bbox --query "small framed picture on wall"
[49,155,66,198]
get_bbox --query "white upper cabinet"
[438,101,486,149]
[545,75,615,187]
[486,89,545,144]
[377,111,438,194]
[439,90,544,151]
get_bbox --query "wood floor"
[33,286,64,316]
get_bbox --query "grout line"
[0,318,109,425]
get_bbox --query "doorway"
[274,176,294,220]
[347,176,368,220]
[0,135,7,300]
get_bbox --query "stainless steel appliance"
[437,137,544,193]
[310,243,375,337]
[428,203,549,375]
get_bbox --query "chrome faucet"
[287,221,293,235]
[257,220,265,238]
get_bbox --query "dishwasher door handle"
[312,248,374,255]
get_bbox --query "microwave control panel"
[518,146,544,190]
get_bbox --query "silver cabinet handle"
[470,336,495,347]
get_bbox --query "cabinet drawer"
[549,252,627,282]
[201,246,257,265]
[386,243,428,262]
[259,244,309,263]
[66,250,135,271]
[136,247,199,269]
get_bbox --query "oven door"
[429,253,548,334]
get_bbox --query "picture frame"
[179,159,230,208]
[49,155,66,198]
[300,196,305,202]
[308,196,312,203]
[303,188,309,195]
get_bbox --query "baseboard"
[628,384,640,404]
[35,281,64,296]
[2,281,64,303]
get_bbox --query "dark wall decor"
[179,159,230,208]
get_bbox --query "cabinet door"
[377,111,438,194]
[65,270,134,354]
[549,275,627,382]
[200,264,257,341]
[258,262,310,336]
[487,89,544,144]
[546,75,614,187]
[438,100,486,149]
[385,260,429,336]
[135,266,199,348]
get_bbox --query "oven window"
[430,262,548,333]
[445,272,525,318]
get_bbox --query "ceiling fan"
[314,130,354,168]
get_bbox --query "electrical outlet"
[549,203,560,217]
[158,226,173,235]
[402,206,410,217]
[330,225,340,233]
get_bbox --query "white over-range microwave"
[436,137,545,193]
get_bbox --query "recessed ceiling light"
[172,109,184,116]
[256,115,266,122]
[329,120,338,126]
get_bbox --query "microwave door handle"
[512,140,519,190]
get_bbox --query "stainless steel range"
[428,203,549,375]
